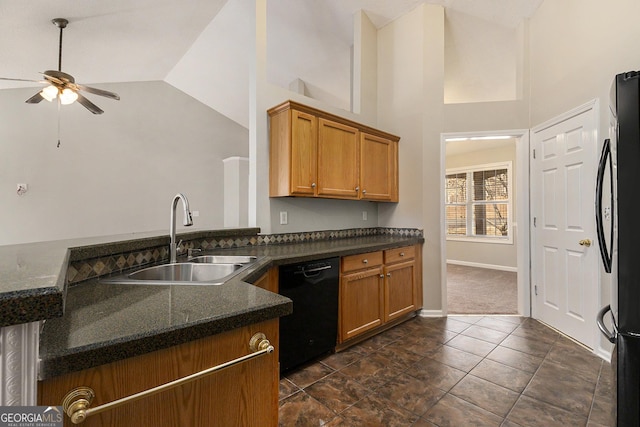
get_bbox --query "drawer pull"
[61,333,275,424]
[400,252,405,257]
[362,259,368,264]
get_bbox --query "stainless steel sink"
[128,263,242,282]
[189,255,257,264]
[101,256,258,285]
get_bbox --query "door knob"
[579,239,592,247]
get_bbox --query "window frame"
[445,161,513,245]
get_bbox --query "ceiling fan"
[0,18,120,115]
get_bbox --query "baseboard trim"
[447,260,517,272]
[594,346,613,363]
[419,309,444,317]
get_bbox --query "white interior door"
[531,101,598,349]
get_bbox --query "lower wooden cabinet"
[339,245,422,344]
[384,260,416,322]
[38,320,279,427]
[340,265,384,341]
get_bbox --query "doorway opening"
[440,130,530,316]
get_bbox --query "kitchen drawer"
[384,246,415,264]
[342,251,383,273]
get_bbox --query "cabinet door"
[317,119,359,199]
[339,267,384,342]
[290,110,318,195]
[384,260,416,322]
[360,133,398,202]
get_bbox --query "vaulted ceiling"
[0,0,542,103]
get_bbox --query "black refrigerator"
[596,71,640,426]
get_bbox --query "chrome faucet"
[169,193,193,263]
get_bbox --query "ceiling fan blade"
[0,77,44,83]
[42,74,65,86]
[76,93,104,114]
[25,91,45,104]
[76,84,120,101]
[24,92,44,104]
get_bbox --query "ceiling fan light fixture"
[59,88,78,105]
[40,85,59,102]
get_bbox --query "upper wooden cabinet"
[360,132,398,201]
[268,100,399,202]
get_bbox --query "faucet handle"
[175,240,184,255]
[187,248,202,259]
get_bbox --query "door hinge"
[534,285,538,296]
[533,149,536,159]
[533,217,537,227]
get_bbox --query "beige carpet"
[447,264,517,314]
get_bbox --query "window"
[445,162,512,243]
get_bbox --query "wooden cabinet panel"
[339,267,384,341]
[317,119,359,199]
[360,133,398,202]
[38,320,279,427]
[384,246,416,264]
[290,111,318,195]
[342,251,383,273]
[252,268,279,293]
[269,109,317,197]
[384,260,416,322]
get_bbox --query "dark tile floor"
[278,315,614,426]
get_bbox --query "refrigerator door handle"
[595,138,613,273]
[597,304,616,343]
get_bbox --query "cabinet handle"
[379,274,384,278]
[362,259,368,264]
[61,333,275,424]
[355,186,359,192]
[400,252,405,257]
[362,189,367,194]
[387,273,391,277]
[311,183,316,188]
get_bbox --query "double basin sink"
[101,255,258,286]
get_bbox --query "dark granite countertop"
[0,228,260,328]
[37,234,423,380]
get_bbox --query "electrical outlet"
[280,211,288,225]
[362,211,368,221]
[192,210,200,217]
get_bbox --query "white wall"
[266,0,352,112]
[223,156,249,228]
[352,11,378,123]
[0,81,248,245]
[445,143,517,269]
[166,0,252,128]
[444,10,518,104]
[377,4,445,311]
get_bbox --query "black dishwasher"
[279,257,339,373]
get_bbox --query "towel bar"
[61,332,274,424]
